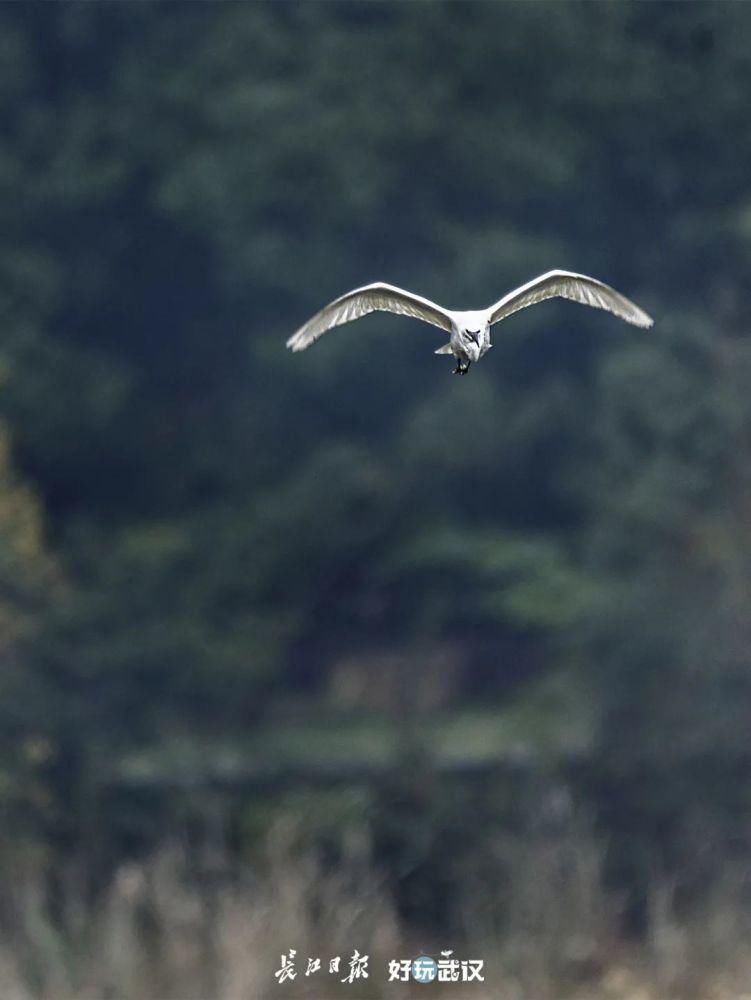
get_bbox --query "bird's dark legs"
[453,359,470,375]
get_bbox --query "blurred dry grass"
[0,816,750,1000]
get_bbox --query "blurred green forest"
[1,0,751,937]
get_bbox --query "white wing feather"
[488,270,653,329]
[286,282,453,351]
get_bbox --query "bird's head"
[459,324,490,364]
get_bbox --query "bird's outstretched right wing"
[488,270,653,329]
[286,282,453,351]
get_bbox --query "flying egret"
[287,270,653,375]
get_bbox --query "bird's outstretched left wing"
[487,270,653,329]
[286,282,453,352]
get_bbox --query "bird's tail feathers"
[434,343,454,355]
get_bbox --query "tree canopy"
[1,1,750,920]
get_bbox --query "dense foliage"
[1,1,750,921]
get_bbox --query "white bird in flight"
[287,270,653,375]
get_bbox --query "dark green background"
[1,1,750,932]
